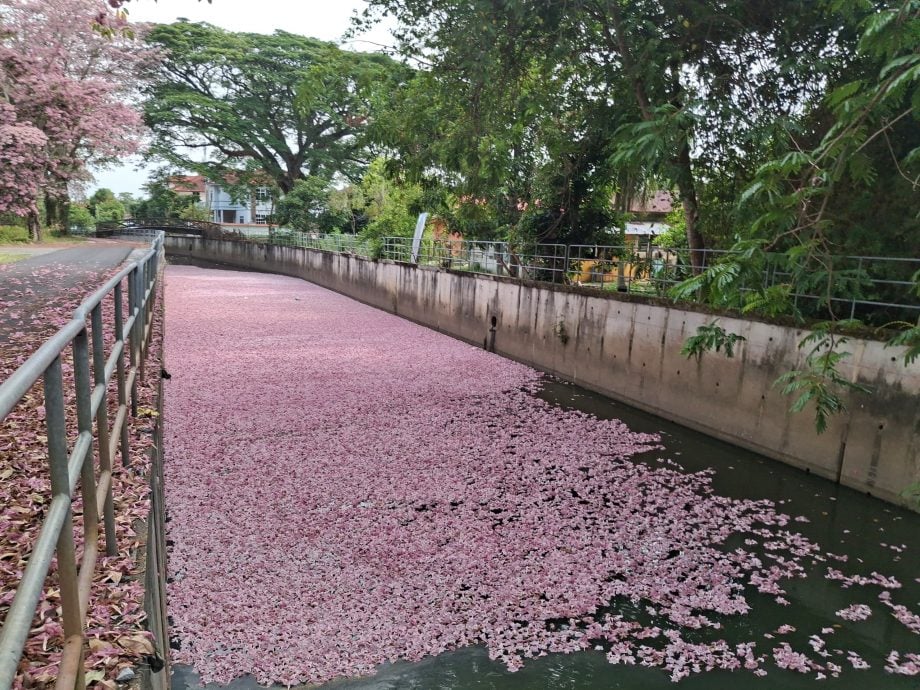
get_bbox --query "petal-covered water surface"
[163,265,919,687]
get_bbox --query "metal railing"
[94,218,221,236]
[380,236,920,323]
[97,222,917,323]
[0,232,165,690]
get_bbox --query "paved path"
[0,242,137,344]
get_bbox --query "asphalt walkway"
[0,242,136,344]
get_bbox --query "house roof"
[631,191,674,215]
[168,175,206,194]
[611,191,675,215]
[168,173,274,193]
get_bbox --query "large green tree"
[359,0,878,265]
[143,22,408,193]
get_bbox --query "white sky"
[90,0,395,197]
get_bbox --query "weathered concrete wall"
[166,236,920,508]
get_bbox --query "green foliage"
[656,209,687,249]
[739,0,920,261]
[134,174,199,218]
[116,193,137,217]
[0,225,29,244]
[93,199,125,222]
[882,270,920,364]
[902,481,920,508]
[178,204,211,222]
[87,188,116,217]
[276,177,348,232]
[68,204,95,230]
[773,322,872,434]
[328,185,367,234]
[143,22,407,194]
[668,239,795,317]
[680,321,746,360]
[886,326,920,365]
[358,159,423,240]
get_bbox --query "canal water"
[168,260,919,689]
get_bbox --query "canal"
[164,262,919,690]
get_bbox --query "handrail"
[0,232,165,690]
[95,218,221,235]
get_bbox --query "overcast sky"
[91,0,395,197]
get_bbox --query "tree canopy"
[0,0,155,238]
[358,0,918,263]
[143,22,409,194]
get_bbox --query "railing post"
[91,305,117,556]
[114,282,132,467]
[128,267,139,417]
[72,325,101,564]
[44,357,86,690]
[562,244,570,284]
[851,257,863,320]
[139,261,148,378]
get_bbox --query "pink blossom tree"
[0,103,46,219]
[0,0,157,239]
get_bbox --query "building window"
[255,186,270,201]
[254,213,270,225]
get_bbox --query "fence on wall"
[0,233,165,690]
[163,224,918,325]
[89,220,920,324]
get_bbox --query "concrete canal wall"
[165,236,920,509]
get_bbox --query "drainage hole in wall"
[715,382,720,387]
[878,423,885,430]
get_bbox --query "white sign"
[410,212,429,264]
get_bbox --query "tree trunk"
[27,211,42,242]
[44,194,59,228]
[43,193,71,234]
[60,200,70,234]
[674,138,705,274]
[607,6,706,274]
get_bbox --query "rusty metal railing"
[0,232,165,690]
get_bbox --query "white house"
[169,175,274,225]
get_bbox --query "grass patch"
[0,252,25,264]
[0,225,29,244]
[0,225,88,245]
